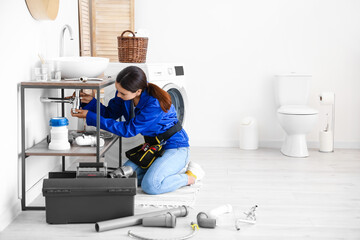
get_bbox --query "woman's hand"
[66,90,94,104]
[71,109,89,119]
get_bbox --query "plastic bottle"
[48,117,70,150]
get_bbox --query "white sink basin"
[54,56,109,79]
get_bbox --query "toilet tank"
[276,74,311,106]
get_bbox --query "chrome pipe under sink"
[40,97,73,104]
[40,89,81,113]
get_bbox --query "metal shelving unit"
[20,79,121,210]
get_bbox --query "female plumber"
[71,66,204,194]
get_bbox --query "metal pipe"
[72,89,81,113]
[95,206,188,232]
[40,97,73,104]
[142,212,177,228]
[40,89,81,114]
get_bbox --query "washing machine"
[103,63,188,166]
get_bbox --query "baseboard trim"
[0,201,21,232]
[1,157,79,232]
[191,140,360,149]
[260,140,360,149]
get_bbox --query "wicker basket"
[117,30,148,63]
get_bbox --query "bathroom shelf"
[20,78,114,88]
[20,78,122,211]
[25,134,118,157]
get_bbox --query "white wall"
[134,0,360,148]
[0,0,79,231]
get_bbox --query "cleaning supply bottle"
[48,117,70,150]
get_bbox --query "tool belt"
[125,122,182,169]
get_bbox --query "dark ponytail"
[147,83,172,112]
[116,66,172,112]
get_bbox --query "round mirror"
[25,0,59,20]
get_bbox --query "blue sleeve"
[85,103,164,138]
[83,93,123,120]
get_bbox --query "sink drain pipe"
[95,206,188,232]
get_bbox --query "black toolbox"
[42,164,137,224]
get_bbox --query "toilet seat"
[278,105,318,115]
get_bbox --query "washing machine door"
[162,83,188,126]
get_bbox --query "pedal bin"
[239,117,258,150]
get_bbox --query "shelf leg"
[96,88,101,163]
[21,86,26,210]
[62,156,65,172]
[61,89,66,171]
[119,137,122,167]
[61,89,65,117]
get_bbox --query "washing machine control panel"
[167,67,174,75]
[174,66,184,76]
[147,65,184,79]
[104,63,185,82]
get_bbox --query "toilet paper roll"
[319,92,335,105]
[319,130,333,152]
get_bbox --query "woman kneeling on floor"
[71,66,204,194]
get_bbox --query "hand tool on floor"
[235,205,258,230]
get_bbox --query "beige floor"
[1,147,360,240]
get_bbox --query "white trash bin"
[239,117,258,150]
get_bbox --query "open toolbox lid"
[43,177,137,197]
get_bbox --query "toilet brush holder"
[319,92,335,153]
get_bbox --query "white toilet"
[276,74,318,157]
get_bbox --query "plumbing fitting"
[196,212,216,229]
[196,204,233,229]
[75,135,105,147]
[95,205,188,232]
[208,204,233,219]
[108,166,134,178]
[142,212,176,228]
[235,205,258,231]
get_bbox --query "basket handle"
[120,30,136,38]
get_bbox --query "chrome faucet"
[60,24,74,57]
[41,89,81,114]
